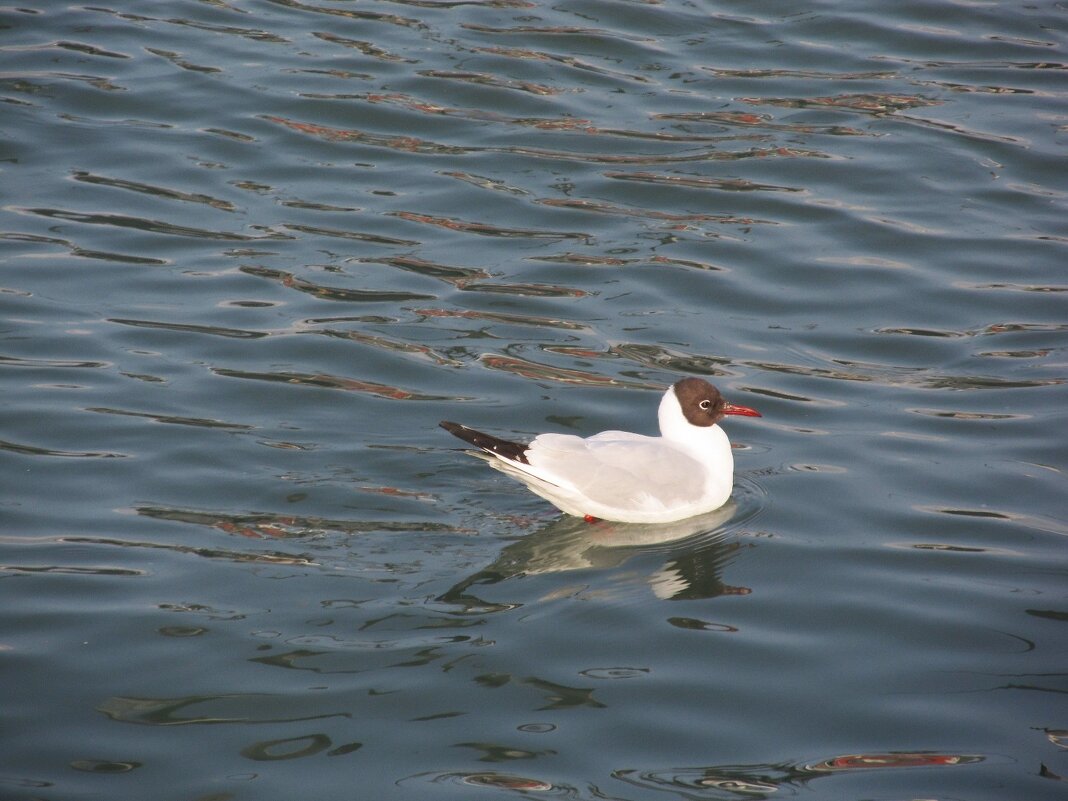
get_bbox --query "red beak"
[722,402,761,418]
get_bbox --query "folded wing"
[525,432,707,513]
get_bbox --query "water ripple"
[410,307,589,331]
[108,318,268,339]
[603,170,805,193]
[263,0,422,28]
[480,355,659,389]
[615,752,984,800]
[239,265,435,303]
[280,224,416,246]
[0,355,108,369]
[70,171,238,211]
[740,92,939,115]
[461,23,656,43]
[86,407,255,430]
[0,231,169,264]
[14,207,289,241]
[212,368,463,400]
[0,439,126,459]
[3,0,1064,795]
[388,210,591,240]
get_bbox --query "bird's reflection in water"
[440,503,751,611]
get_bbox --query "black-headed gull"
[440,378,761,524]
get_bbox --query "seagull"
[440,378,761,524]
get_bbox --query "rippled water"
[2,1,1066,799]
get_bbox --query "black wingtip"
[439,420,530,465]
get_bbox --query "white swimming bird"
[440,378,761,524]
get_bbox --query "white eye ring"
[699,399,712,410]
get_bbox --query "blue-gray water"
[2,1,1066,799]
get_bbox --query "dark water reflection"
[403,751,988,799]
[2,0,1066,798]
[614,752,986,799]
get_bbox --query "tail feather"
[439,421,530,465]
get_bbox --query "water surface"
[2,1,1066,799]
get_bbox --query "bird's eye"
[699,399,712,410]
